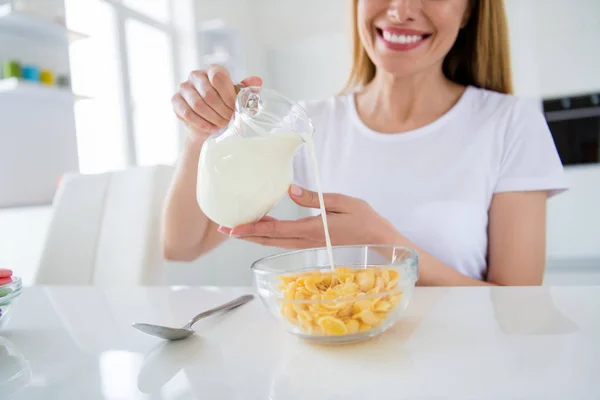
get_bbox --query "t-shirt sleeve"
[494,99,569,197]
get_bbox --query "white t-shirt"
[293,86,568,280]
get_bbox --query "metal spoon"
[132,294,254,341]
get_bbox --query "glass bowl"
[252,245,418,344]
[0,276,23,329]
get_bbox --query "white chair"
[34,165,174,285]
[35,163,306,287]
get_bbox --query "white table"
[1,286,599,399]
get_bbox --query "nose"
[387,0,421,23]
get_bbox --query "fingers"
[172,64,266,138]
[229,217,319,239]
[173,65,253,135]
[189,69,234,122]
[179,81,229,127]
[171,92,217,133]
[217,226,231,236]
[240,75,263,88]
[207,65,238,109]
[216,216,276,236]
[236,236,309,249]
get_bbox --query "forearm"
[161,136,220,261]
[384,233,496,287]
[412,245,496,286]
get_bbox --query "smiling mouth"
[376,28,431,46]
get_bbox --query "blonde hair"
[342,0,513,94]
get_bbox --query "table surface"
[1,285,599,400]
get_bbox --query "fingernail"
[290,185,303,196]
[217,226,230,235]
[227,228,240,237]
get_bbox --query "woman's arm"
[161,136,227,261]
[394,191,548,286]
[486,191,547,285]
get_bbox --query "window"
[125,19,178,166]
[122,0,170,23]
[65,0,180,173]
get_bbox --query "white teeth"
[382,31,423,44]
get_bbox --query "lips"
[376,27,431,51]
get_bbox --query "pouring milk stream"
[196,86,335,272]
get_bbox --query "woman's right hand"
[171,65,263,140]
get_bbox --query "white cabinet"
[0,1,87,207]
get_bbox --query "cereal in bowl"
[277,267,402,336]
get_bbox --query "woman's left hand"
[217,185,400,249]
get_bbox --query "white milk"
[197,130,336,273]
[197,133,303,228]
[304,136,335,272]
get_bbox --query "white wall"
[195,0,267,82]
[194,0,351,100]
[255,0,351,100]
[505,0,600,99]
[529,0,600,98]
[266,32,351,101]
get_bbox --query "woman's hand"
[171,65,262,140]
[218,185,399,249]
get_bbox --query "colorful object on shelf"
[56,74,70,88]
[3,60,22,79]
[21,65,40,81]
[40,69,54,85]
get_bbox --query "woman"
[164,0,567,286]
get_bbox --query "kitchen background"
[0,0,598,286]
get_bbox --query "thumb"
[240,76,263,87]
[289,184,343,212]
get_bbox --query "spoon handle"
[184,294,254,329]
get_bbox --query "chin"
[371,59,427,80]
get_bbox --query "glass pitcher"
[197,86,314,228]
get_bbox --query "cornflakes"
[277,266,402,336]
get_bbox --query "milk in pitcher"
[197,132,303,229]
